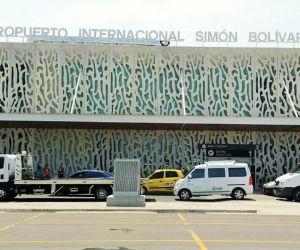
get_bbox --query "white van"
[273,172,300,201]
[174,161,253,200]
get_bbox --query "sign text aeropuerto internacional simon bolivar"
[2,26,300,44]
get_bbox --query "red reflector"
[249,176,253,185]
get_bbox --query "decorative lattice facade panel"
[0,45,10,113]
[183,131,205,167]
[10,44,35,113]
[277,132,300,176]
[184,48,207,116]
[0,128,300,186]
[134,47,159,115]
[85,46,110,114]
[35,44,60,113]
[84,129,112,172]
[278,50,300,117]
[110,47,134,115]
[0,43,300,117]
[255,132,279,184]
[207,49,230,116]
[231,49,254,116]
[159,49,183,115]
[60,45,86,114]
[255,49,278,117]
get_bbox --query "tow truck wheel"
[94,187,108,201]
[0,187,9,201]
[292,188,300,202]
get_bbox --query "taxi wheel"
[141,186,147,195]
[179,189,191,200]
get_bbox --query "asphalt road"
[1,211,300,250]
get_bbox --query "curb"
[0,208,257,213]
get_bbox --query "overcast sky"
[0,0,299,47]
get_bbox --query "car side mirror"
[188,174,192,179]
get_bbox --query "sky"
[0,0,299,47]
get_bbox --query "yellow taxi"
[141,169,184,194]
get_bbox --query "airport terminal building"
[0,42,299,187]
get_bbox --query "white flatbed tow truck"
[0,152,113,201]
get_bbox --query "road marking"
[177,213,188,225]
[189,222,300,226]
[0,223,17,232]
[55,211,157,214]
[205,239,300,244]
[1,239,300,246]
[189,219,300,224]
[0,239,192,244]
[189,230,208,250]
[25,213,44,221]
[25,222,183,225]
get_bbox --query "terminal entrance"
[201,144,259,188]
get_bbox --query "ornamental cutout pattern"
[1,128,299,187]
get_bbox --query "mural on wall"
[0,128,299,186]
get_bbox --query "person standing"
[57,166,65,178]
[43,164,51,179]
[35,165,43,179]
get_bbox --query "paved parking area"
[1,212,300,249]
[0,193,300,216]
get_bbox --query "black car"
[67,170,113,179]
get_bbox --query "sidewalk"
[1,194,300,215]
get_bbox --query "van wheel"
[231,188,245,200]
[94,187,108,201]
[0,187,9,201]
[179,189,191,200]
[292,188,300,202]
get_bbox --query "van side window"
[0,157,4,169]
[191,169,204,178]
[229,168,246,177]
[208,168,225,178]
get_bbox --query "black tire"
[293,188,300,202]
[0,186,9,201]
[140,186,147,195]
[8,191,17,200]
[94,187,109,201]
[231,188,245,200]
[179,189,191,200]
